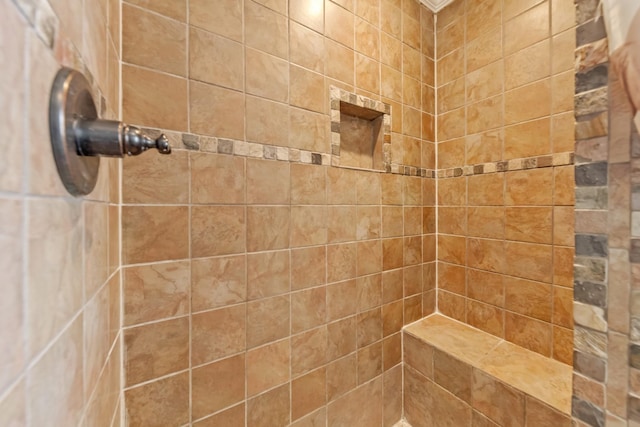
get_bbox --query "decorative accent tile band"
[139,127,435,178]
[436,152,575,178]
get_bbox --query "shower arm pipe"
[49,67,172,196]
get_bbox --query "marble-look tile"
[125,372,189,427]
[28,317,83,426]
[477,341,572,414]
[404,314,501,365]
[27,198,83,357]
[192,355,245,419]
[124,317,189,386]
[124,261,190,326]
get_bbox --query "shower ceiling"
[420,0,454,12]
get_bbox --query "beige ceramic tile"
[0,0,25,193]
[404,314,501,365]
[247,159,290,204]
[247,250,290,299]
[290,0,324,32]
[190,80,245,139]
[247,295,290,348]
[479,341,572,413]
[190,0,242,41]
[28,317,84,426]
[191,206,245,258]
[247,383,290,427]
[325,0,354,48]
[192,304,246,365]
[291,326,327,377]
[245,0,289,58]
[504,1,549,55]
[247,206,290,252]
[189,26,244,90]
[127,0,186,21]
[289,107,328,152]
[505,40,550,90]
[504,311,552,357]
[124,316,189,385]
[125,373,189,426]
[291,246,327,289]
[356,16,380,59]
[504,276,552,322]
[326,280,358,321]
[471,369,525,427]
[325,39,355,85]
[290,206,327,247]
[327,243,357,282]
[504,118,551,159]
[292,368,327,420]
[122,4,186,76]
[194,404,245,426]
[327,316,356,361]
[327,376,382,426]
[290,21,325,73]
[191,153,245,204]
[504,241,553,283]
[123,150,189,204]
[192,354,245,419]
[292,287,327,333]
[27,198,83,357]
[191,255,246,313]
[122,65,188,131]
[290,65,325,113]
[124,261,190,326]
[505,207,553,244]
[247,339,290,396]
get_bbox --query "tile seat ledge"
[403,313,572,415]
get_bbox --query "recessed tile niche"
[330,86,391,172]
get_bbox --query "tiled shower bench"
[401,314,572,427]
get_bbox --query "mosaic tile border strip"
[328,85,393,172]
[436,152,575,178]
[139,127,435,177]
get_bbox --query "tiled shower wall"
[0,0,121,425]
[120,0,436,425]
[434,0,576,364]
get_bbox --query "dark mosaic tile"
[574,351,606,382]
[331,99,340,110]
[576,162,607,186]
[182,133,200,150]
[572,396,605,427]
[630,344,640,370]
[575,234,608,257]
[577,19,607,47]
[264,146,277,160]
[331,122,340,133]
[473,165,484,174]
[453,168,463,177]
[629,395,640,423]
[574,281,607,308]
[574,256,607,283]
[631,239,640,263]
[523,158,537,169]
[575,87,608,117]
[633,187,640,211]
[576,64,608,94]
[217,139,234,154]
[311,153,322,165]
[575,187,608,209]
[496,161,508,172]
[576,0,601,26]
[633,128,640,158]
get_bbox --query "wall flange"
[49,67,171,197]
